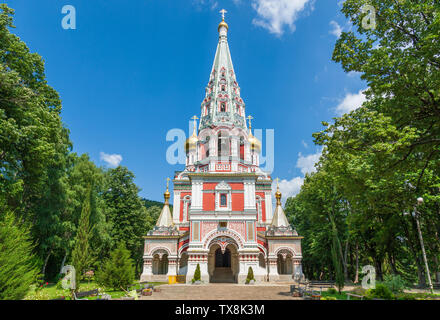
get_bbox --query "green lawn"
[24,279,167,300]
[318,287,440,301]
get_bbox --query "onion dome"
[247,115,261,152]
[218,20,228,31]
[185,116,199,152]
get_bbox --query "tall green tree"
[71,187,95,291]
[103,166,148,274]
[0,4,71,279]
[0,207,39,300]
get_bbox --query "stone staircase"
[210,267,236,283]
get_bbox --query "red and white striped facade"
[141,14,303,284]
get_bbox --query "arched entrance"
[208,237,239,283]
[215,248,231,267]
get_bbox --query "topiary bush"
[245,267,255,284]
[192,263,201,283]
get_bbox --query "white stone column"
[267,256,278,282]
[173,191,181,223]
[186,253,209,283]
[265,192,273,222]
[167,257,178,276]
[191,180,203,210]
[140,257,153,282]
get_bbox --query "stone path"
[140,283,303,300]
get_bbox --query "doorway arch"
[208,237,239,283]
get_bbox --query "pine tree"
[0,210,39,300]
[71,187,95,291]
[96,242,135,290]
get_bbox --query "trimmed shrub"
[245,267,255,284]
[192,263,201,283]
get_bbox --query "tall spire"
[199,10,247,130]
[271,178,290,228]
[156,178,174,227]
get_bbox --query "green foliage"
[382,274,407,293]
[331,235,345,293]
[103,166,149,274]
[71,187,95,291]
[0,210,39,300]
[285,0,440,288]
[245,267,255,284]
[192,264,201,282]
[365,283,395,300]
[96,242,135,290]
[327,287,337,295]
[0,4,71,279]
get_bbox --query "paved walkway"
[140,283,303,300]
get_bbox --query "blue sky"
[6,0,366,202]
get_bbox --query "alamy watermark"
[61,5,76,30]
[165,120,275,173]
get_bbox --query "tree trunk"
[59,251,68,274]
[42,248,53,279]
[343,240,349,281]
[354,243,359,284]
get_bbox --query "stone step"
[211,268,235,283]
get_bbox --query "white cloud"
[193,0,218,10]
[301,140,308,148]
[100,152,123,168]
[335,89,367,115]
[296,150,322,175]
[329,20,342,38]
[251,0,313,36]
[273,149,322,204]
[274,177,304,203]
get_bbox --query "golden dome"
[185,116,199,152]
[164,177,171,205]
[218,20,229,32]
[275,178,282,206]
[248,130,261,152]
[185,133,198,152]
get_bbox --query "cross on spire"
[220,9,227,20]
[247,115,253,129]
[191,115,199,135]
[166,177,170,190]
[275,177,280,190]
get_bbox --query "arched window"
[220,102,226,112]
[183,196,191,221]
[221,85,226,92]
[220,194,227,207]
[218,132,229,157]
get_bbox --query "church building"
[141,12,303,284]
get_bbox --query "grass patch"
[24,279,166,300]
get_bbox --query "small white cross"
[220,9,227,20]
